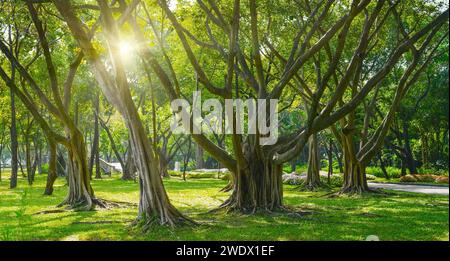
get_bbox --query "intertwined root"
[131,211,196,232]
[326,186,388,198]
[56,197,112,211]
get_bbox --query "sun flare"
[119,41,133,57]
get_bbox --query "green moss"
[0,169,448,241]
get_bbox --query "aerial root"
[55,197,123,211]
[130,210,197,233]
[327,187,390,198]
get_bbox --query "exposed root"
[71,220,133,225]
[210,199,286,215]
[219,182,233,192]
[209,203,313,219]
[56,197,112,211]
[328,187,389,198]
[33,209,67,215]
[295,181,329,192]
[131,213,197,232]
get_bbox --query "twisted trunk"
[125,114,187,226]
[89,93,101,179]
[341,132,369,193]
[221,139,283,212]
[9,88,18,189]
[305,134,321,190]
[58,129,98,210]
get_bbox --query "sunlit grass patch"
[0,170,448,241]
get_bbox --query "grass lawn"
[0,170,448,241]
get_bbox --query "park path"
[368,182,449,195]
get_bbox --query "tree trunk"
[159,152,170,178]
[25,135,34,185]
[305,134,322,190]
[402,122,417,174]
[377,153,390,180]
[290,161,296,173]
[340,132,369,194]
[0,131,4,182]
[125,115,188,227]
[44,142,57,195]
[400,159,407,176]
[58,129,99,210]
[182,138,192,181]
[327,138,333,185]
[122,143,136,180]
[220,139,283,212]
[9,88,18,189]
[195,144,204,169]
[332,143,344,173]
[89,94,101,179]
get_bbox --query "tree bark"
[44,142,57,195]
[327,138,333,185]
[122,142,136,180]
[377,153,390,180]
[9,88,18,189]
[340,132,369,194]
[126,115,187,226]
[159,151,170,178]
[220,137,283,212]
[195,144,204,169]
[402,121,417,174]
[89,93,101,179]
[0,128,5,181]
[58,128,99,210]
[305,133,322,190]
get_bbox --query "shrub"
[295,164,308,174]
[366,166,402,178]
[418,167,449,176]
[186,172,217,179]
[366,174,376,180]
[400,175,418,182]
[366,166,384,178]
[320,174,343,187]
[168,170,182,177]
[282,173,305,185]
[40,163,49,174]
[386,167,402,178]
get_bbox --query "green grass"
[0,170,448,241]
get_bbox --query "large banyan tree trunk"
[340,132,369,194]
[304,134,322,190]
[220,137,283,213]
[58,129,101,210]
[124,113,188,227]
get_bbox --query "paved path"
[368,182,449,195]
